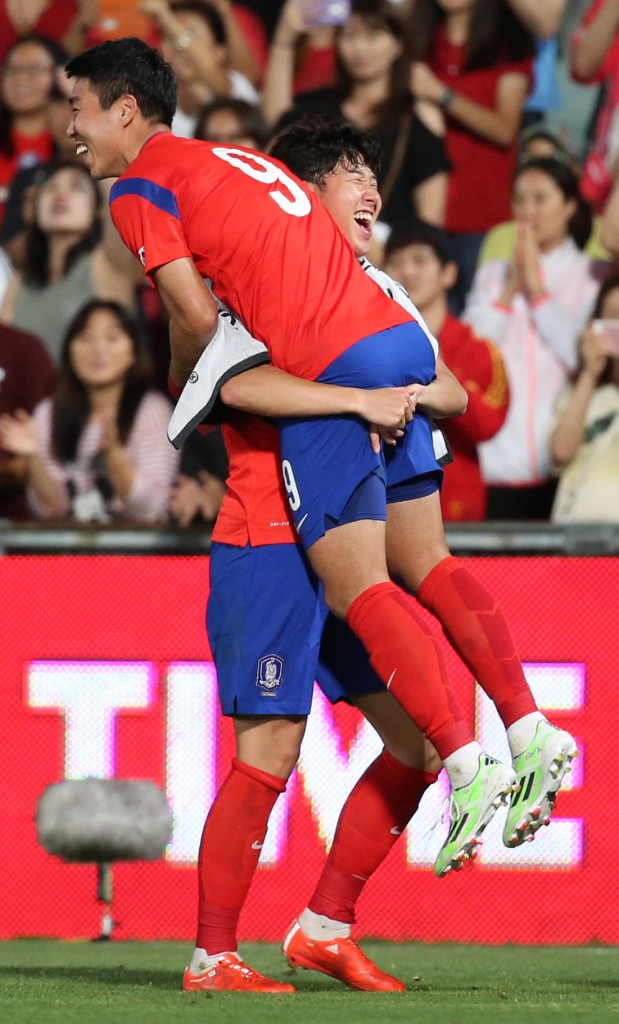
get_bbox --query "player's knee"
[423,742,443,775]
[266,737,304,779]
[322,586,350,621]
[238,718,306,780]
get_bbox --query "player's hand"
[0,409,39,457]
[357,386,415,428]
[360,387,416,454]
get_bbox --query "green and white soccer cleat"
[503,721,578,848]
[434,755,518,877]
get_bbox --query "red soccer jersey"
[428,28,532,233]
[109,132,407,380]
[438,314,509,522]
[212,415,295,546]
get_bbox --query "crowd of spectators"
[0,0,617,528]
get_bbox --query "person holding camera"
[550,274,619,523]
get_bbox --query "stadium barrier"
[1,523,617,945]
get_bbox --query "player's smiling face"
[314,160,381,258]
[68,78,127,180]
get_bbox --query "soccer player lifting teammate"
[64,38,578,991]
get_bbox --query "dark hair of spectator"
[170,1,226,46]
[512,157,592,251]
[592,273,619,320]
[518,125,568,158]
[195,98,269,148]
[333,0,414,129]
[0,34,67,157]
[588,273,619,386]
[52,300,152,462]
[269,115,382,186]
[22,160,102,288]
[408,0,535,69]
[65,38,177,128]
[384,219,454,267]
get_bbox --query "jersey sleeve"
[109,177,192,283]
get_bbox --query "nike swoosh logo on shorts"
[297,513,308,530]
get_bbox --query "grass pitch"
[0,939,618,1024]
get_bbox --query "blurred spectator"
[194,96,269,146]
[0,34,61,227]
[0,243,10,304]
[0,300,179,524]
[262,0,339,112]
[550,273,619,522]
[0,160,143,361]
[88,0,160,45]
[1,82,77,270]
[478,124,611,264]
[517,123,583,168]
[0,1,95,63]
[408,0,535,308]
[571,0,619,214]
[140,0,258,138]
[464,157,604,520]
[506,0,568,128]
[383,220,509,521]
[599,163,619,254]
[242,0,283,39]
[265,0,450,243]
[169,429,229,526]
[205,1,269,86]
[0,321,55,520]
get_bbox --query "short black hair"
[385,220,453,267]
[65,38,177,127]
[269,116,381,186]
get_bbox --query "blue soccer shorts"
[278,321,438,548]
[207,541,384,717]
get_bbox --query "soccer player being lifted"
[64,39,577,992]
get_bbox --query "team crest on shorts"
[256,654,284,695]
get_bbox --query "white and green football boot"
[503,721,578,848]
[434,755,518,877]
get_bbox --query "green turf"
[0,940,618,1024]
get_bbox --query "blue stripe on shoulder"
[110,177,180,220]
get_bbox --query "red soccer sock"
[417,556,538,728]
[196,757,286,955]
[309,749,439,924]
[346,581,471,760]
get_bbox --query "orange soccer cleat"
[281,919,406,992]
[183,952,296,993]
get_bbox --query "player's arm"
[155,259,415,436]
[221,363,415,432]
[153,258,220,388]
[408,355,468,419]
